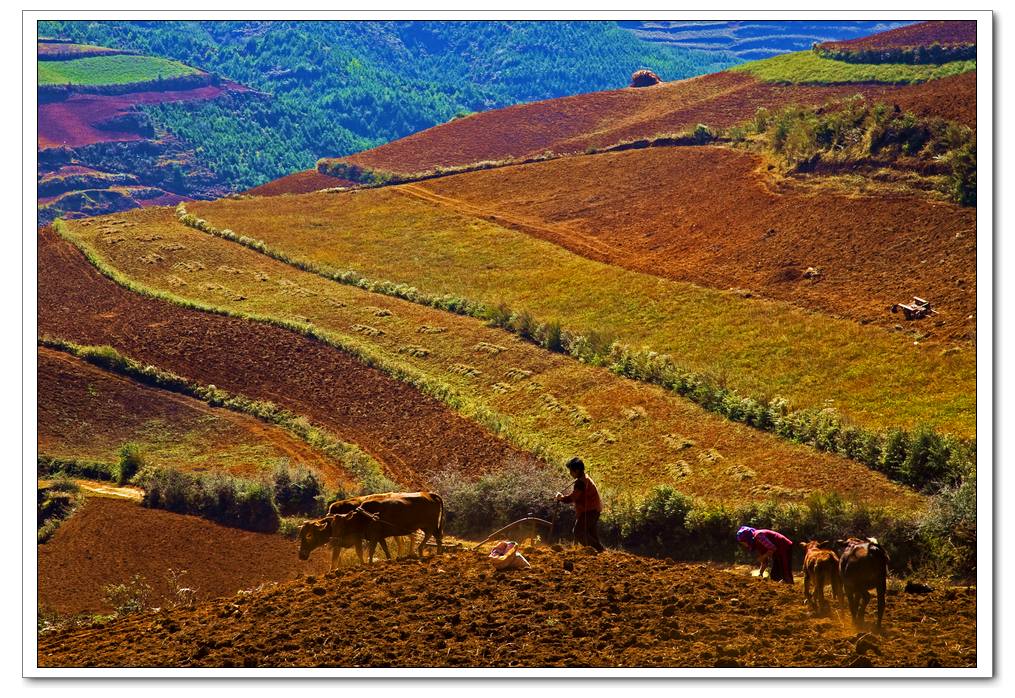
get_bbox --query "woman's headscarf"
[736,526,756,544]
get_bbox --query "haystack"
[630,69,661,88]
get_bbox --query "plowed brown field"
[38,84,233,149]
[38,346,356,488]
[415,146,976,341]
[38,226,540,488]
[819,21,976,52]
[38,496,330,616]
[245,170,357,196]
[887,71,977,128]
[37,544,976,668]
[333,72,969,179]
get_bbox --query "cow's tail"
[432,492,445,538]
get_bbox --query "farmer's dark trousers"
[574,510,604,552]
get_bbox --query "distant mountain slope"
[36,40,244,223]
[618,20,914,60]
[297,21,974,189]
[39,20,737,190]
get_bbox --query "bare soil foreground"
[38,497,332,616]
[38,543,975,669]
[38,227,540,487]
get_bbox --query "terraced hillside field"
[39,225,541,490]
[55,211,922,506]
[188,179,975,439]
[36,39,244,224]
[39,495,331,616]
[38,346,357,489]
[412,146,977,342]
[272,68,976,196]
[39,544,977,668]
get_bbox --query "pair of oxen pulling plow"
[297,490,558,569]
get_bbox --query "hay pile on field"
[630,69,661,87]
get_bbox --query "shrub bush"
[431,460,567,538]
[598,484,964,576]
[272,462,327,516]
[132,466,280,533]
[102,574,153,616]
[115,442,144,485]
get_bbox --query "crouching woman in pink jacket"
[737,526,794,583]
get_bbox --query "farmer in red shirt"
[555,457,604,552]
[737,526,794,583]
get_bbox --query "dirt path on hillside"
[38,543,976,668]
[397,183,622,262]
[37,227,541,488]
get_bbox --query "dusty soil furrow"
[38,226,541,488]
[38,543,976,668]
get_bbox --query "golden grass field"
[188,182,975,440]
[61,209,924,508]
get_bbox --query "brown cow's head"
[297,517,333,561]
[801,540,834,551]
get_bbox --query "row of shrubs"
[131,462,343,534]
[433,461,976,580]
[732,97,976,205]
[174,207,974,495]
[484,307,975,495]
[40,447,347,535]
[813,42,976,66]
[37,475,83,543]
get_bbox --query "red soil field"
[887,71,977,128]
[331,71,965,180]
[245,169,357,196]
[38,496,330,616]
[38,84,233,149]
[38,347,356,489]
[413,146,976,341]
[819,21,976,52]
[38,544,976,668]
[38,227,540,488]
[37,42,129,59]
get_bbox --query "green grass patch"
[37,54,198,86]
[730,50,975,84]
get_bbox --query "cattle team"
[297,458,891,630]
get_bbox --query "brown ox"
[800,540,843,612]
[298,491,444,568]
[838,537,889,630]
